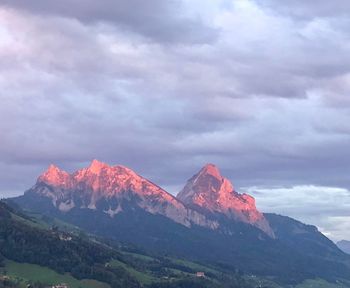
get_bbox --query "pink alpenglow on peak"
[31,160,219,229]
[37,160,173,199]
[88,159,109,174]
[38,164,71,188]
[177,164,274,237]
[29,161,273,237]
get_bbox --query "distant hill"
[265,213,350,281]
[265,213,346,259]
[337,240,350,254]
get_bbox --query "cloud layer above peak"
[0,0,350,238]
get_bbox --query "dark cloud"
[0,0,218,44]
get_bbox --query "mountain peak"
[35,160,177,203]
[47,164,61,173]
[38,164,70,186]
[177,164,274,237]
[88,159,109,174]
[177,164,234,204]
[199,163,222,179]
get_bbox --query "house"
[195,271,205,278]
[58,233,72,241]
[51,284,69,288]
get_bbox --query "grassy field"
[295,278,350,288]
[3,260,110,288]
[109,259,157,285]
[4,254,344,288]
[122,251,157,262]
[10,212,47,230]
[117,251,223,283]
[169,258,219,275]
[24,210,82,232]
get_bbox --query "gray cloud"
[0,0,218,44]
[0,1,350,239]
[258,0,350,19]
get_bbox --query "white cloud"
[246,185,350,241]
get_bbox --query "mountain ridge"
[27,160,272,236]
[30,160,221,230]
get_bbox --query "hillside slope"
[1,201,254,288]
[265,213,350,282]
[0,201,140,288]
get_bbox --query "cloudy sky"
[0,0,350,240]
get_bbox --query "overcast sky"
[0,0,350,241]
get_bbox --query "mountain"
[9,161,350,285]
[29,160,217,229]
[178,164,273,237]
[338,240,350,254]
[20,160,272,235]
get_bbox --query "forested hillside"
[0,202,253,288]
[0,201,139,288]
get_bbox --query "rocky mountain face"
[20,160,274,236]
[178,164,274,237]
[337,240,350,254]
[29,160,217,229]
